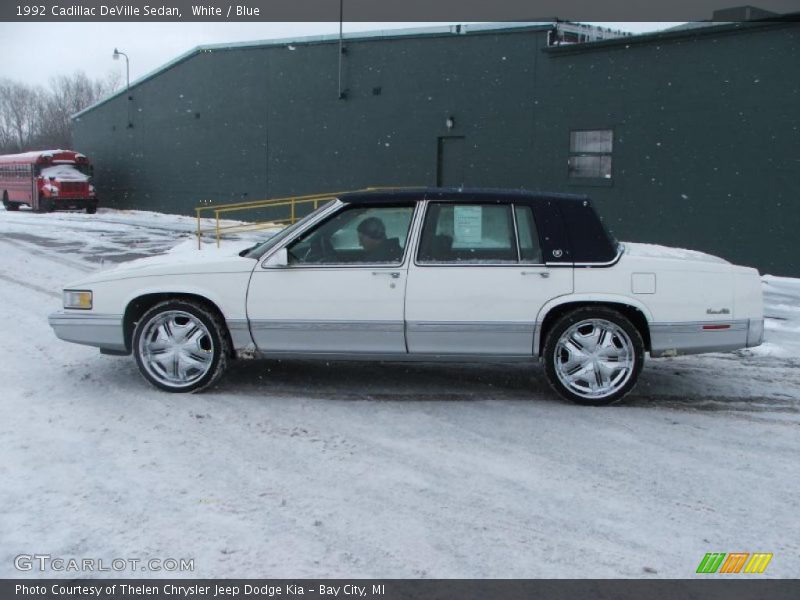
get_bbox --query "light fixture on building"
[112,48,130,90]
[446,116,455,130]
[113,48,133,128]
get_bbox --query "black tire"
[35,199,54,213]
[132,299,230,393]
[542,306,644,406]
[2,192,18,211]
[86,205,97,214]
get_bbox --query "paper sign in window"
[453,206,482,245]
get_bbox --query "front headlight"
[63,290,92,310]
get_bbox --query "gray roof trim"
[71,22,555,120]
[543,15,799,56]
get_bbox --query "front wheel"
[543,307,644,405]
[133,300,230,393]
[35,199,54,213]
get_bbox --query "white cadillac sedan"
[49,188,764,405]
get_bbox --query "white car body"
[49,189,764,403]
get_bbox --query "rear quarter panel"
[573,256,736,323]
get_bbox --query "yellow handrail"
[194,186,422,248]
[194,191,345,248]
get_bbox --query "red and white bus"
[0,149,98,214]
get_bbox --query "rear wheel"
[132,299,230,393]
[2,192,18,211]
[543,307,644,405]
[86,205,97,214]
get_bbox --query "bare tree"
[38,71,121,149]
[0,71,120,154]
[0,79,43,153]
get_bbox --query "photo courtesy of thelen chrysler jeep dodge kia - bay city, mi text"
[48,188,764,405]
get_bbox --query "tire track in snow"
[0,270,60,299]
[0,237,93,273]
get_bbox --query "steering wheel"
[302,235,336,263]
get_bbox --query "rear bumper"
[746,318,765,348]
[650,319,762,357]
[48,311,126,353]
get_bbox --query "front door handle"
[521,271,550,278]
[372,271,401,279]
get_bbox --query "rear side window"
[417,203,517,263]
[514,205,543,263]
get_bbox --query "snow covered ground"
[0,206,798,579]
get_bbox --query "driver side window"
[286,204,415,265]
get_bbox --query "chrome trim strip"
[249,319,405,332]
[510,203,522,262]
[650,320,748,334]
[407,321,533,333]
[533,321,543,357]
[225,318,254,349]
[253,351,537,363]
[649,320,749,357]
[48,311,126,352]
[406,320,535,355]
[572,245,625,268]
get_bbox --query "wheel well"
[123,293,234,355]
[538,301,651,354]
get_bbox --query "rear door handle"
[521,271,550,278]
[372,271,401,279]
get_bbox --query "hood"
[71,239,257,285]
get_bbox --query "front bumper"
[44,198,98,211]
[48,311,126,352]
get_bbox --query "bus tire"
[86,205,97,214]
[36,199,54,213]
[2,192,18,211]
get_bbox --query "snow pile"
[39,164,89,181]
[749,275,800,358]
[622,241,731,264]
[0,148,65,161]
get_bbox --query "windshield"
[244,200,337,259]
[39,164,89,181]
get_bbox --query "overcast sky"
[0,22,681,87]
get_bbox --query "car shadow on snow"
[84,354,798,414]
[216,359,560,403]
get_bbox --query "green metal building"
[73,19,800,276]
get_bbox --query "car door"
[405,201,573,355]
[246,201,417,354]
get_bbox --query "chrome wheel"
[137,310,215,388]
[553,318,635,400]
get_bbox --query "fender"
[533,293,654,356]
[122,284,242,319]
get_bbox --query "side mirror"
[263,247,289,268]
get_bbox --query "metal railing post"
[215,211,220,248]
[196,208,202,249]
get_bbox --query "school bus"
[0,149,98,214]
